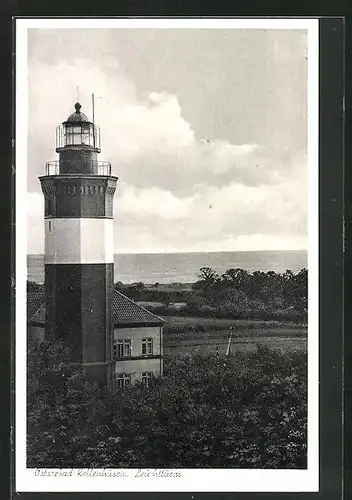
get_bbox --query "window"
[142,338,153,356]
[48,221,52,233]
[141,372,153,387]
[113,339,131,359]
[116,374,131,388]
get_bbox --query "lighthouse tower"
[39,102,117,385]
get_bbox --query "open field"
[164,337,307,356]
[164,315,307,330]
[137,300,187,309]
[163,315,307,355]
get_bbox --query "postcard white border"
[15,17,319,493]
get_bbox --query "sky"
[26,27,308,254]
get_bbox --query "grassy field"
[164,338,306,356]
[164,315,307,330]
[163,315,307,355]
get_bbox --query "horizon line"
[27,248,308,256]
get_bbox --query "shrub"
[27,341,307,469]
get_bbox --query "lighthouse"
[39,102,118,385]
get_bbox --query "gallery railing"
[45,160,112,176]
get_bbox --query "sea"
[27,250,307,285]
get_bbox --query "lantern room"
[56,102,101,151]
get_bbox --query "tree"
[292,268,308,311]
[197,267,220,284]
[134,281,145,290]
[27,339,307,469]
[221,268,250,293]
[114,281,124,291]
[162,295,172,307]
[260,271,284,307]
[188,267,307,321]
[246,271,266,301]
[192,267,221,305]
[282,268,307,311]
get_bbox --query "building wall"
[27,322,164,384]
[114,326,162,356]
[114,358,161,384]
[114,325,163,383]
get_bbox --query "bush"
[144,302,307,323]
[27,341,307,469]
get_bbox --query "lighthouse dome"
[66,102,89,122]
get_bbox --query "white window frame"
[141,371,153,387]
[141,338,153,356]
[113,339,132,359]
[116,373,131,388]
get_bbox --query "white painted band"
[45,218,114,264]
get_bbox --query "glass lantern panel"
[65,127,72,145]
[65,126,73,145]
[65,126,80,145]
[73,126,82,145]
[61,124,99,147]
[81,125,91,146]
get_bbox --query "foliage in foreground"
[27,340,307,469]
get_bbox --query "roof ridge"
[113,289,165,323]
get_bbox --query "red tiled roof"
[112,290,164,326]
[27,289,164,326]
[27,289,45,323]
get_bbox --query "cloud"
[28,172,306,255]
[112,168,307,253]
[108,91,195,161]
[28,57,282,194]
[26,33,307,254]
[116,183,196,220]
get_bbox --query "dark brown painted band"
[40,176,117,218]
[56,146,101,154]
[114,355,162,361]
[45,263,114,365]
[69,360,116,370]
